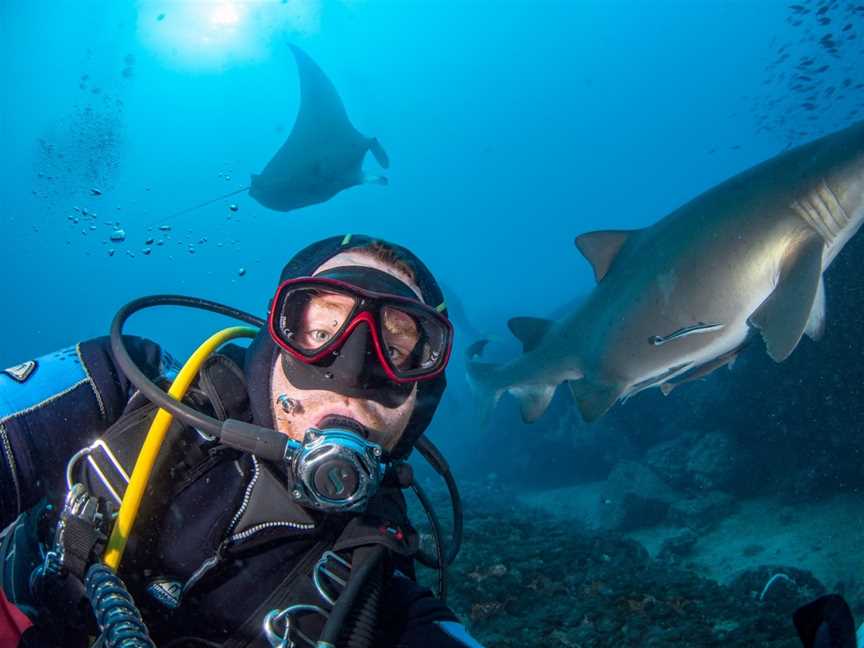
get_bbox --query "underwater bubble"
[110,229,126,242]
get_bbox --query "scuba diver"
[0,234,482,647]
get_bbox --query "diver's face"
[270,252,420,451]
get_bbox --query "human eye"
[310,329,334,343]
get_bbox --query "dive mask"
[268,267,453,384]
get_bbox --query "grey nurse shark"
[468,119,864,423]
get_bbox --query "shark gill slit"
[820,178,851,229]
[812,190,839,237]
[791,188,838,244]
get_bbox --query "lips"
[318,414,369,439]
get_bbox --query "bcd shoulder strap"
[80,352,252,508]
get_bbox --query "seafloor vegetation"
[420,481,827,648]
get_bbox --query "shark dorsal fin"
[508,317,553,353]
[574,230,635,282]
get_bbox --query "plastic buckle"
[263,604,328,648]
[313,550,352,605]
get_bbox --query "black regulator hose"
[110,295,266,441]
[318,545,386,648]
[86,563,154,648]
[410,479,447,602]
[414,437,463,567]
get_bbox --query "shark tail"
[465,360,506,426]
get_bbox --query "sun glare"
[136,1,324,69]
[210,4,241,27]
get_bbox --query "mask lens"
[380,305,448,377]
[278,286,358,353]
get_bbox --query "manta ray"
[248,45,389,211]
[164,45,388,220]
[468,119,864,423]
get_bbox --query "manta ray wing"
[250,45,387,212]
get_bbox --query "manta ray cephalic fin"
[368,138,390,169]
[574,229,639,282]
[750,234,824,362]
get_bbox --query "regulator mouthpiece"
[284,427,385,512]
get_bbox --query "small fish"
[815,65,830,73]
[649,322,725,347]
[156,12,165,21]
[818,16,831,24]
[90,187,102,196]
[816,4,829,15]
[842,23,853,31]
[802,102,817,110]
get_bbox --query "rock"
[658,529,699,562]
[667,491,736,529]
[597,462,680,531]
[646,430,752,495]
[686,431,742,491]
[645,435,694,489]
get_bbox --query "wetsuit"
[0,336,482,648]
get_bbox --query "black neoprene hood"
[244,234,449,460]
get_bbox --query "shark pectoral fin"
[510,384,557,423]
[567,379,622,422]
[507,317,554,353]
[574,229,638,282]
[750,235,824,362]
[368,138,390,169]
[805,277,826,341]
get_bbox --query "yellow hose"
[103,325,258,571]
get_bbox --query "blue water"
[1,0,817,362]
[4,2,864,644]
